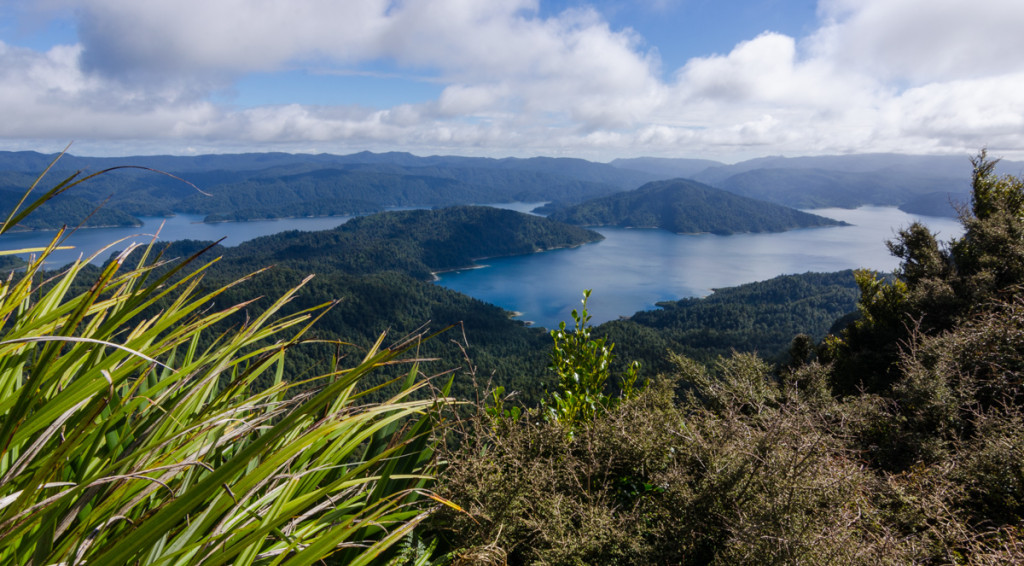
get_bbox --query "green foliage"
[675,351,781,416]
[828,150,1024,394]
[0,163,451,565]
[483,385,521,425]
[970,148,1024,220]
[853,268,909,326]
[430,382,684,566]
[436,346,1024,565]
[432,356,938,565]
[544,290,640,430]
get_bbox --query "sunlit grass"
[0,155,451,565]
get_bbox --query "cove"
[434,207,964,329]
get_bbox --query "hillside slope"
[223,205,604,280]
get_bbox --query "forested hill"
[546,178,846,234]
[219,206,603,280]
[120,206,856,405]
[597,271,861,373]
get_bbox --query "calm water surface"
[1,214,354,268]
[435,207,964,328]
[1,204,963,330]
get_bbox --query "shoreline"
[507,311,535,326]
[200,212,360,224]
[430,263,489,281]
[5,221,144,233]
[572,221,849,236]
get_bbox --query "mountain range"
[2,150,1020,231]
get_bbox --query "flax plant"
[0,159,451,565]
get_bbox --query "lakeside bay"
[434,206,963,328]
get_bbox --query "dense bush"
[427,151,1024,565]
[432,358,923,565]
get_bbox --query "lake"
[434,207,964,328]
[1,204,963,330]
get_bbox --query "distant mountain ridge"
[612,153,1024,218]
[0,150,656,187]
[4,150,1022,230]
[546,178,846,234]
[0,150,658,229]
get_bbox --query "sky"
[0,0,1022,162]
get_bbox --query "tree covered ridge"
[210,205,603,281]
[547,178,845,234]
[598,270,861,374]
[89,207,604,406]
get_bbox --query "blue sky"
[0,0,1022,162]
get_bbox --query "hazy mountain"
[0,150,656,189]
[898,191,969,217]
[608,157,723,179]
[709,168,965,210]
[692,153,985,184]
[6,150,1019,227]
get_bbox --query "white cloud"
[76,0,394,75]
[66,0,664,129]
[813,0,1024,84]
[0,0,1023,161]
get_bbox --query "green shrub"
[544,290,640,432]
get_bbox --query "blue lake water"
[1,203,963,330]
[434,207,964,328]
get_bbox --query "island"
[222,205,604,281]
